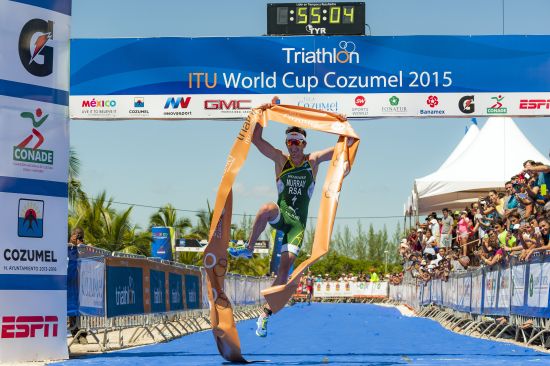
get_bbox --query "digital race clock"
[267,2,365,36]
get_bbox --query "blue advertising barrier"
[150,269,167,313]
[392,253,550,320]
[151,227,172,260]
[67,246,79,316]
[185,274,200,309]
[168,272,184,312]
[517,256,550,318]
[106,265,145,317]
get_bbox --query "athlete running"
[305,271,314,305]
[229,124,336,337]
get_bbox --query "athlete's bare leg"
[246,202,279,252]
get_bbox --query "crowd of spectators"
[397,160,550,282]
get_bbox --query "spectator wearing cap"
[440,208,454,248]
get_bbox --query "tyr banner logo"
[19,19,54,77]
[1,316,59,338]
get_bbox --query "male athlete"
[229,123,337,337]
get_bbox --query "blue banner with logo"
[168,272,184,312]
[106,266,144,317]
[149,269,166,313]
[151,227,172,260]
[70,35,550,119]
[516,256,550,318]
[184,274,200,309]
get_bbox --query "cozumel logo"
[18,199,44,238]
[13,108,53,165]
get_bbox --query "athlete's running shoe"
[255,314,268,337]
[228,243,252,259]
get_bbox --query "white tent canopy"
[439,123,479,169]
[414,117,550,215]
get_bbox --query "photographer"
[523,160,550,211]
[512,176,534,221]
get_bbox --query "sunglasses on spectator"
[286,139,305,147]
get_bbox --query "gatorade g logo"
[458,95,475,114]
[19,19,54,77]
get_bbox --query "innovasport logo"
[163,97,192,116]
[282,41,359,64]
[18,199,44,238]
[18,18,54,77]
[13,108,53,166]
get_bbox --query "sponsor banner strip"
[0,274,66,290]
[10,0,72,16]
[0,79,69,106]
[0,176,67,197]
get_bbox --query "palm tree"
[68,147,87,206]
[149,204,192,236]
[189,201,213,240]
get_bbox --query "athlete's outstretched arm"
[252,124,285,163]
[309,147,335,165]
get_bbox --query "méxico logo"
[13,108,53,166]
[18,199,44,238]
[19,19,54,77]
[487,95,507,114]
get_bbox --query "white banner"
[79,259,105,313]
[70,92,550,120]
[0,192,67,276]
[484,269,498,310]
[0,291,67,363]
[0,1,70,90]
[512,264,527,307]
[497,266,511,310]
[527,262,550,308]
[0,0,70,362]
[312,281,388,298]
[471,272,482,313]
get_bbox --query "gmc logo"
[1,316,58,338]
[204,100,251,110]
[519,99,550,109]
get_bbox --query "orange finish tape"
[203,105,359,362]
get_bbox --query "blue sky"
[70,0,550,236]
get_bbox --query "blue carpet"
[55,303,550,365]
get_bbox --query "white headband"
[286,132,306,141]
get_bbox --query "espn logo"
[0,316,58,338]
[519,99,550,109]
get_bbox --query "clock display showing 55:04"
[282,5,356,25]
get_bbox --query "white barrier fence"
[309,281,389,298]
[200,268,273,308]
